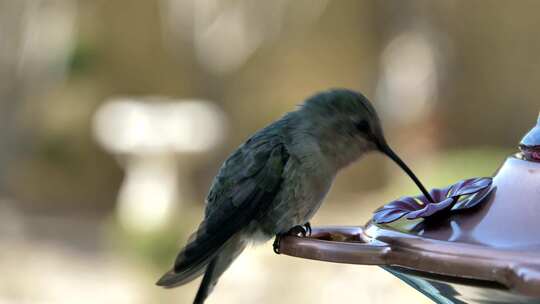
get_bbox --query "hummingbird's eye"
[355,120,370,133]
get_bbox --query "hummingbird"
[157,89,434,303]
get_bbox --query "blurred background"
[0,0,539,303]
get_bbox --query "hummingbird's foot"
[273,224,312,254]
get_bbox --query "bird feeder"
[278,114,540,304]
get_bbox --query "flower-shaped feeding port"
[373,177,494,224]
[519,114,540,162]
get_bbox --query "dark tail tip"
[156,270,178,288]
[193,259,218,304]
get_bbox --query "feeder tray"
[278,115,540,304]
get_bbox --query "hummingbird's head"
[301,88,434,202]
[301,89,386,153]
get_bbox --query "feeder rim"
[278,225,540,297]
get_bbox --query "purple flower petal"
[372,209,409,224]
[450,178,492,197]
[428,186,453,202]
[373,197,423,224]
[452,186,495,210]
[372,177,493,224]
[405,197,454,219]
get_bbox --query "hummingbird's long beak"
[379,143,435,203]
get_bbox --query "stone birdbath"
[93,97,226,233]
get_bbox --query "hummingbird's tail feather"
[155,264,206,288]
[155,229,220,288]
[193,237,246,304]
[156,232,246,299]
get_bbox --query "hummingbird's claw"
[273,223,314,254]
[273,235,282,254]
[287,225,308,237]
[304,222,312,236]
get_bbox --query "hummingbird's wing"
[158,127,289,287]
